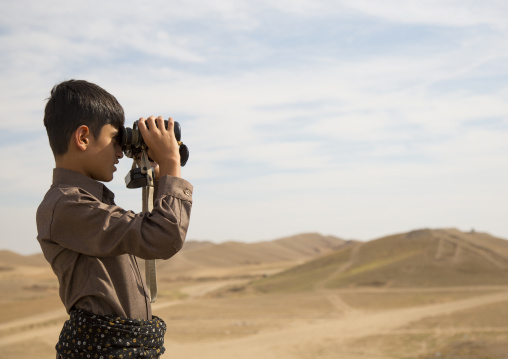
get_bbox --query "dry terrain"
[1,230,508,359]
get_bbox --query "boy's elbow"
[174,235,185,252]
[160,233,185,260]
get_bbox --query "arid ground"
[1,229,508,359]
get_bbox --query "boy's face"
[84,124,124,182]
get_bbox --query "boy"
[36,80,193,359]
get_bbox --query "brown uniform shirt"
[37,168,193,320]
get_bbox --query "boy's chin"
[93,173,114,183]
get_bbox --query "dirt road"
[163,290,508,359]
[1,285,507,359]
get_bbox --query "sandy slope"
[163,290,508,359]
[2,285,507,359]
[2,229,508,358]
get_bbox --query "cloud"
[341,0,508,28]
[1,0,508,253]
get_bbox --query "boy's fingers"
[139,116,159,139]
[138,116,176,141]
[146,116,157,132]
[166,117,175,132]
[155,116,165,133]
[138,117,147,131]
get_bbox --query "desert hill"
[2,229,508,359]
[0,233,345,269]
[250,228,508,293]
[0,233,348,280]
[0,250,47,269]
[156,233,348,278]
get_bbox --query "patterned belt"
[56,309,166,359]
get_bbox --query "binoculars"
[119,120,189,167]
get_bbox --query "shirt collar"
[52,168,115,202]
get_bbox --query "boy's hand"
[138,116,181,178]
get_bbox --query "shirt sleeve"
[50,176,193,260]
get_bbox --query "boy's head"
[44,80,125,157]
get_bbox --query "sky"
[1,0,507,254]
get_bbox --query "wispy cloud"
[1,0,507,253]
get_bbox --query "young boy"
[36,80,193,359]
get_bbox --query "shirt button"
[184,189,192,197]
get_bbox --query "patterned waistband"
[56,309,166,359]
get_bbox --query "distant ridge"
[0,234,347,275]
[157,233,348,276]
[250,228,508,292]
[0,250,47,267]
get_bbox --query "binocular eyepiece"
[119,120,189,167]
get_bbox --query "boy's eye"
[113,130,124,144]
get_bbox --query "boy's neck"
[55,153,89,178]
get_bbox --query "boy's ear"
[74,125,91,151]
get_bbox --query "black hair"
[43,79,125,156]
